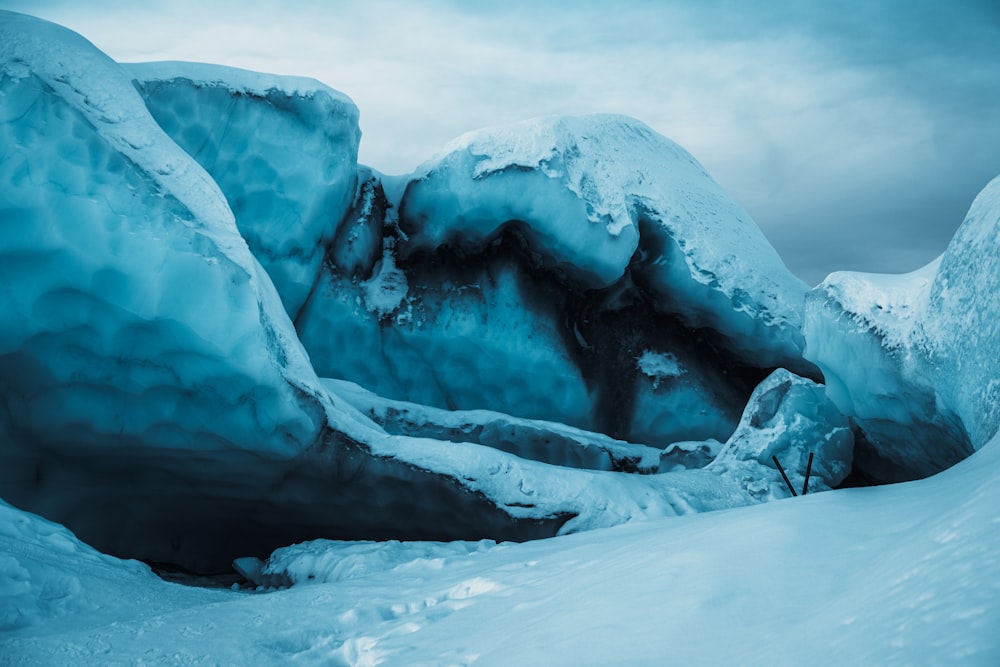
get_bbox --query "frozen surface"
[804,176,1000,481]
[2,9,998,664]
[0,499,219,633]
[128,61,361,319]
[4,432,998,665]
[0,11,857,573]
[299,251,598,433]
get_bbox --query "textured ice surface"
[0,12,851,571]
[300,247,598,431]
[128,61,361,319]
[804,176,1000,481]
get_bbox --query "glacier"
[127,70,823,444]
[2,8,1000,664]
[0,11,854,573]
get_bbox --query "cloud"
[2,0,999,283]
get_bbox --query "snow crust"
[128,61,361,319]
[804,176,1000,481]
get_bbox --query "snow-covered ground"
[3,430,998,665]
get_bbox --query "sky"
[3,0,999,285]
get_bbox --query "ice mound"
[128,61,361,320]
[0,12,593,571]
[706,368,854,494]
[299,115,814,444]
[804,176,1000,481]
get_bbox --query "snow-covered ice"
[298,114,817,445]
[804,175,1000,482]
[2,8,999,665]
[401,114,811,371]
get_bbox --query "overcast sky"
[4,0,999,284]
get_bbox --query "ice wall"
[804,176,1000,481]
[127,62,360,320]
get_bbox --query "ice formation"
[401,114,811,368]
[804,176,1000,482]
[2,8,999,663]
[2,8,980,585]
[299,114,815,445]
[127,61,361,320]
[705,369,853,494]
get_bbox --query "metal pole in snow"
[801,452,814,495]
[772,456,797,497]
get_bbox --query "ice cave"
[1,10,998,665]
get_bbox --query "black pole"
[801,452,814,495]
[772,455,797,496]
